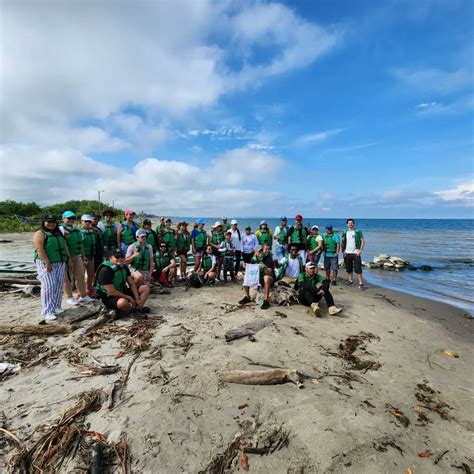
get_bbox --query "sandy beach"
[0,267,472,473]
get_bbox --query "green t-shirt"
[297,272,325,292]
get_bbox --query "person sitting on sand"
[59,211,93,305]
[239,244,275,310]
[191,219,207,272]
[306,225,323,269]
[142,218,159,253]
[153,242,177,287]
[220,230,235,282]
[98,209,117,254]
[288,214,308,262]
[255,220,273,247]
[125,229,154,285]
[117,210,138,255]
[297,261,342,316]
[33,214,72,321]
[80,214,97,298]
[242,225,258,264]
[209,221,225,280]
[162,218,177,258]
[322,224,340,285]
[176,221,191,280]
[96,248,150,316]
[341,218,365,288]
[276,244,305,286]
[197,245,217,285]
[273,216,289,260]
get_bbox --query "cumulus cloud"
[434,182,474,203]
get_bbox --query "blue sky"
[1,0,473,217]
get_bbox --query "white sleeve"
[97,222,105,232]
[125,244,135,258]
[211,255,217,266]
[274,226,280,237]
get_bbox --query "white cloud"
[416,102,438,109]
[434,182,474,203]
[299,128,345,143]
[323,142,381,154]
[415,94,474,116]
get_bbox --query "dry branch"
[225,319,272,342]
[0,324,71,336]
[219,368,302,387]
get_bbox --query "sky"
[0,0,473,218]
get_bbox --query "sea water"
[1,218,472,314]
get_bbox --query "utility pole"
[97,190,105,212]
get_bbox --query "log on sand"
[0,277,40,285]
[219,368,302,387]
[224,319,273,342]
[0,324,72,336]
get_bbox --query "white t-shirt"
[345,230,357,254]
[284,256,301,277]
[230,229,243,251]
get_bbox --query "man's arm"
[358,236,365,255]
[116,224,122,248]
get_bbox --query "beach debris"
[274,311,287,318]
[89,441,104,474]
[406,469,413,474]
[418,449,432,458]
[372,436,404,455]
[0,323,72,336]
[219,368,304,388]
[415,380,452,420]
[119,320,159,353]
[414,404,431,426]
[239,451,249,470]
[225,319,272,342]
[434,450,450,465]
[78,308,114,335]
[337,332,381,371]
[0,277,39,285]
[386,405,410,428]
[365,255,432,271]
[270,285,299,306]
[238,403,249,410]
[67,353,120,377]
[441,349,459,358]
[0,362,21,380]
[452,462,472,473]
[63,305,102,324]
[7,389,102,473]
[109,353,140,409]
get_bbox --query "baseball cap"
[231,219,238,225]
[326,224,333,229]
[136,229,147,238]
[81,214,93,222]
[125,209,136,216]
[305,261,316,269]
[222,216,227,220]
[226,230,232,235]
[311,225,319,230]
[108,248,124,259]
[143,218,152,225]
[196,218,205,225]
[280,216,287,221]
[245,225,251,230]
[254,244,263,252]
[62,211,76,219]
[295,214,303,221]
[259,220,267,226]
[42,214,57,223]
[165,218,172,223]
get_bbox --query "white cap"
[311,225,319,230]
[231,219,238,225]
[81,214,93,221]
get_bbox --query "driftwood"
[63,307,102,324]
[0,324,72,336]
[79,310,113,335]
[0,277,40,285]
[219,368,302,388]
[90,442,104,474]
[225,319,272,342]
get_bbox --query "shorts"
[324,256,339,271]
[131,269,150,281]
[193,248,204,258]
[101,288,133,310]
[212,248,222,258]
[176,249,189,257]
[344,254,362,274]
[259,274,274,288]
[242,252,254,264]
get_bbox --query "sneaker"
[140,306,151,314]
[261,300,270,310]
[67,297,79,306]
[331,280,338,286]
[78,295,94,303]
[54,308,66,315]
[44,313,57,321]
[239,296,251,305]
[310,302,321,317]
[328,306,343,315]
[347,280,354,286]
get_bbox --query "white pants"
[36,261,66,315]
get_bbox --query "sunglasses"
[160,245,167,248]
[83,220,92,223]
[138,235,146,238]
[45,220,57,224]
[66,217,76,220]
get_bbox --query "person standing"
[220,230,235,282]
[91,213,104,275]
[297,262,342,316]
[176,221,191,279]
[80,214,97,298]
[222,217,231,231]
[341,218,365,288]
[191,219,207,272]
[255,220,273,247]
[322,224,340,285]
[242,226,258,264]
[142,218,159,252]
[273,216,289,260]
[117,210,138,255]
[162,218,177,258]
[33,214,71,320]
[209,221,225,280]
[60,211,93,305]
[288,214,308,262]
[229,219,243,274]
[98,210,117,254]
[306,225,323,269]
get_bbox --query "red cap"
[295,214,303,221]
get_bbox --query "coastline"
[1,275,473,472]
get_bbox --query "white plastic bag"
[243,263,260,288]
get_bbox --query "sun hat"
[125,209,136,216]
[81,214,93,222]
[280,216,287,221]
[254,244,263,252]
[305,261,316,268]
[326,224,333,229]
[62,211,76,219]
[212,221,223,229]
[231,219,238,225]
[295,214,303,221]
[311,225,319,230]
[136,229,147,238]
[196,218,206,225]
[259,220,267,226]
[43,214,57,223]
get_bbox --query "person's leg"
[180,253,187,279]
[298,288,316,306]
[36,261,55,316]
[324,256,331,280]
[314,252,322,273]
[217,256,223,280]
[138,284,150,306]
[354,255,364,285]
[167,267,176,286]
[53,262,66,310]
[234,250,241,274]
[207,271,217,282]
[73,255,87,297]
[331,257,338,283]
[239,285,251,304]
[318,280,335,307]
[298,249,307,263]
[85,258,95,294]
[63,255,76,298]
[345,254,354,283]
[263,275,272,302]
[193,252,201,273]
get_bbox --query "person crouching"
[125,229,154,286]
[153,242,177,287]
[96,248,150,316]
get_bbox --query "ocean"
[1,218,473,315]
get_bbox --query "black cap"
[107,248,124,259]
[42,214,57,222]
[143,218,152,225]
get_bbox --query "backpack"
[189,273,203,288]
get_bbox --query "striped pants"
[36,261,66,315]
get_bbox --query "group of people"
[33,210,365,320]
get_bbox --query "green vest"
[323,234,338,254]
[162,228,177,249]
[277,226,288,245]
[202,255,213,272]
[131,242,151,271]
[81,228,96,257]
[225,223,231,231]
[61,224,83,255]
[307,235,321,251]
[155,252,171,270]
[341,229,363,251]
[101,222,117,248]
[145,229,158,251]
[194,229,207,249]
[121,223,136,245]
[297,272,324,293]
[177,230,191,252]
[96,261,128,297]
[257,230,272,246]
[289,226,308,245]
[34,230,68,264]
[211,231,224,245]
